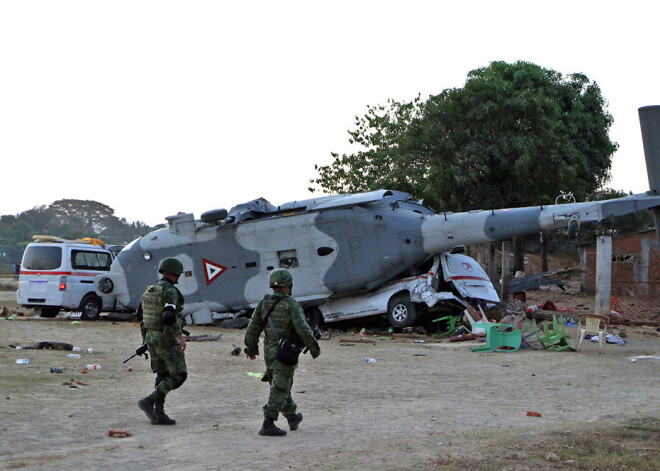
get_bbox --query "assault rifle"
[123,344,148,363]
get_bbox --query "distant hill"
[0,199,156,274]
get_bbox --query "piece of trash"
[413,354,427,356]
[629,355,660,363]
[87,348,94,354]
[231,344,241,356]
[75,380,88,386]
[81,367,88,374]
[295,390,306,394]
[340,343,355,346]
[364,358,377,363]
[449,334,476,342]
[15,359,29,365]
[72,347,81,352]
[247,372,264,378]
[108,429,132,438]
[127,367,133,372]
[50,367,63,373]
[71,321,83,325]
[414,340,425,343]
[86,364,102,370]
[526,411,542,417]
[67,354,81,359]
[590,333,626,345]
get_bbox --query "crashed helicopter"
[96,105,660,328]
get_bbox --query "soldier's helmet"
[158,257,184,276]
[269,268,293,288]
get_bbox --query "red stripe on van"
[450,275,491,282]
[20,271,99,277]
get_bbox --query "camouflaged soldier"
[137,257,187,425]
[244,268,321,436]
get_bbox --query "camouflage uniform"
[138,276,187,423]
[244,292,320,422]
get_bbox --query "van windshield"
[71,250,111,271]
[23,246,63,270]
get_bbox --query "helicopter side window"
[277,249,299,268]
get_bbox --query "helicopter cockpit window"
[278,249,299,268]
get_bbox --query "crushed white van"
[16,236,125,320]
[317,252,499,330]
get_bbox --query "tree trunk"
[512,236,525,274]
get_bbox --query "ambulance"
[17,236,125,320]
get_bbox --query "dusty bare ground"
[2,301,660,471]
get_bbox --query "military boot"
[154,401,176,425]
[138,390,164,424]
[258,417,287,436]
[285,412,303,431]
[137,397,158,424]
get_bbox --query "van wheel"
[305,306,323,329]
[387,296,416,328]
[422,315,443,334]
[80,295,102,321]
[35,307,59,318]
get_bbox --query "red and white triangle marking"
[202,258,227,285]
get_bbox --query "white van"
[16,236,125,320]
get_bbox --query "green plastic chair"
[471,323,521,353]
[431,314,462,338]
[533,315,574,352]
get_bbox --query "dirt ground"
[2,286,660,471]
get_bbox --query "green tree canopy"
[312,61,618,212]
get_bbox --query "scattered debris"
[220,317,249,329]
[448,334,476,342]
[588,333,626,345]
[545,452,560,462]
[50,367,63,373]
[108,429,132,438]
[230,344,242,355]
[629,355,660,363]
[8,341,73,350]
[185,332,223,342]
[338,338,375,344]
[247,372,264,379]
[526,411,542,417]
[509,269,575,293]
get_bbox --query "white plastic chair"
[576,314,609,354]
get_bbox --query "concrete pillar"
[634,235,650,297]
[595,236,612,317]
[501,240,511,302]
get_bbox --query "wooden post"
[595,236,612,317]
[501,240,511,302]
[488,242,498,290]
[477,243,486,267]
[578,247,587,294]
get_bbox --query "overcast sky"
[1,1,659,226]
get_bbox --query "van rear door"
[18,245,64,304]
